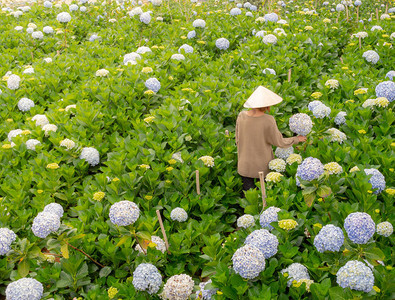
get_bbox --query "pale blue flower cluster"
[245,229,279,258]
[385,70,395,80]
[0,228,17,255]
[80,147,100,166]
[263,68,276,75]
[6,278,43,300]
[259,206,281,230]
[336,4,345,11]
[145,77,161,93]
[57,12,71,23]
[136,46,152,54]
[281,263,310,286]
[264,12,279,22]
[232,244,266,279]
[344,212,375,244]
[275,146,293,160]
[69,4,79,11]
[109,200,140,226]
[140,12,151,24]
[354,0,362,6]
[215,38,230,50]
[230,8,241,15]
[375,81,394,102]
[296,157,324,182]
[336,260,374,292]
[195,279,217,299]
[289,113,313,136]
[43,203,64,218]
[308,100,322,111]
[364,168,386,194]
[132,263,162,294]
[44,1,52,8]
[32,211,61,238]
[314,224,344,253]
[192,19,205,28]
[312,103,331,119]
[334,111,347,125]
[178,44,194,54]
[187,30,196,39]
[362,50,380,64]
[170,207,188,222]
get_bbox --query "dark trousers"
[241,176,260,197]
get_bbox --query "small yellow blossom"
[332,26,338,30]
[373,286,380,293]
[6,119,13,122]
[294,47,298,50]
[197,40,206,44]
[180,27,186,30]
[116,69,124,72]
[139,164,150,170]
[283,272,289,277]
[354,88,367,95]
[367,190,373,194]
[204,90,211,93]
[349,42,355,46]
[279,219,298,231]
[2,144,12,149]
[304,26,313,30]
[46,163,59,169]
[293,279,314,292]
[168,76,174,80]
[151,45,159,49]
[386,266,392,270]
[159,46,165,49]
[358,129,366,134]
[142,67,153,73]
[350,166,360,172]
[58,108,65,112]
[144,116,155,123]
[341,67,349,70]
[382,34,389,38]
[385,188,395,195]
[181,36,187,39]
[345,99,354,103]
[21,130,31,135]
[37,190,44,194]
[148,242,157,248]
[313,223,323,229]
[311,92,322,99]
[343,248,350,254]
[391,143,395,147]
[108,287,118,299]
[389,168,394,172]
[165,180,171,184]
[145,195,153,200]
[144,90,155,95]
[168,159,177,164]
[323,18,331,23]
[112,177,120,182]
[93,191,105,201]
[375,209,380,213]
[166,167,174,172]
[317,197,323,202]
[216,291,223,295]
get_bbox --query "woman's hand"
[297,135,307,142]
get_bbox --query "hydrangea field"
[0,0,394,299]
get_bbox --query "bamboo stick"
[258,172,267,209]
[196,170,200,195]
[156,210,170,253]
[376,8,379,21]
[345,5,349,22]
[288,68,292,82]
[358,36,361,49]
[356,6,359,22]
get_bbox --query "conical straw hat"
[243,86,283,108]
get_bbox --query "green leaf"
[17,259,29,278]
[364,247,385,261]
[61,244,69,259]
[329,287,353,300]
[99,266,112,278]
[304,192,315,207]
[115,235,129,247]
[317,186,332,198]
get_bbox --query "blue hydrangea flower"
[275,146,293,160]
[334,111,347,125]
[245,229,279,258]
[312,103,331,119]
[232,244,266,279]
[314,224,344,253]
[264,12,279,22]
[354,0,362,6]
[259,206,281,230]
[344,212,375,244]
[195,279,217,299]
[230,8,241,15]
[44,1,52,8]
[215,38,230,50]
[281,263,310,286]
[296,157,324,182]
[32,212,60,238]
[336,260,374,292]
[385,70,395,80]
[43,203,64,218]
[308,100,323,112]
[140,12,151,24]
[362,50,380,64]
[145,77,161,93]
[178,44,194,54]
[336,4,345,11]
[364,168,386,194]
[243,2,251,9]
[132,263,162,294]
[109,200,140,226]
[187,30,196,39]
[6,278,43,300]
[250,5,257,11]
[289,113,313,136]
[0,228,17,255]
[375,81,394,102]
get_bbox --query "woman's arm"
[266,116,299,147]
[235,115,240,145]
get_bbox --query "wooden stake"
[340,56,344,64]
[356,7,359,22]
[376,8,379,21]
[258,172,267,209]
[287,68,292,82]
[358,36,362,49]
[345,5,349,22]
[156,210,170,253]
[386,4,388,14]
[196,170,200,195]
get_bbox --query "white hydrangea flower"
[268,158,286,172]
[95,69,109,77]
[42,124,58,136]
[44,58,52,63]
[57,12,72,23]
[237,214,255,228]
[17,98,35,111]
[7,74,21,90]
[32,31,44,39]
[8,129,23,142]
[80,147,100,166]
[23,67,34,74]
[198,155,214,167]
[60,139,75,150]
[32,114,49,127]
[262,34,278,44]
[26,139,41,150]
[324,162,343,175]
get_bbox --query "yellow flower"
[116,69,124,72]
[144,116,155,123]
[391,143,395,147]
[354,88,367,95]
[46,163,59,169]
[166,167,174,172]
[375,97,389,108]
[112,177,120,182]
[367,190,372,194]
[6,119,13,122]
[345,99,354,104]
[144,90,155,95]
[375,209,380,213]
[350,166,360,172]
[2,144,12,149]
[386,266,392,270]
[108,287,118,299]
[313,223,323,229]
[204,89,211,93]
[358,129,366,134]
[343,248,350,254]
[389,168,394,172]
[37,190,44,194]
[148,242,157,248]
[317,198,323,202]
[293,279,314,292]
[139,164,150,170]
[93,191,105,201]
[283,272,289,277]
[168,159,177,164]
[383,42,392,47]
[173,19,180,22]
[197,41,206,44]
[151,45,159,49]
[168,76,174,80]
[373,286,380,293]
[142,67,153,73]
[341,66,349,70]
[332,26,338,30]
[159,46,165,49]
[180,27,186,30]
[323,18,331,23]
[385,188,395,195]
[181,88,194,92]
[349,43,355,46]
[382,34,389,38]
[165,180,171,184]
[294,47,298,50]
[58,108,65,112]
[216,291,223,295]
[311,92,322,99]
[278,219,298,231]
[265,172,283,183]
[304,26,313,30]
[181,36,187,39]
[21,130,31,135]
[144,195,153,200]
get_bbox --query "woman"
[236,86,307,192]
